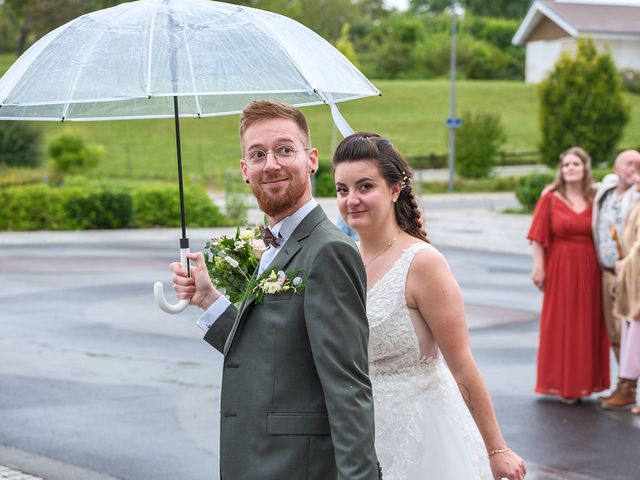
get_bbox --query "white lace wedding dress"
[367,243,492,479]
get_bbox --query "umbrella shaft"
[173,96,187,240]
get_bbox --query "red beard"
[251,174,307,217]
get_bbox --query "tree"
[464,0,529,19]
[335,23,360,68]
[538,39,630,167]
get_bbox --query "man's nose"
[263,151,281,170]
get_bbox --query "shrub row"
[0,183,229,231]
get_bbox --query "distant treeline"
[0,0,528,80]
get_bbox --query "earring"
[244,178,250,184]
[310,169,315,174]
[392,197,397,203]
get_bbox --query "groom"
[171,100,380,479]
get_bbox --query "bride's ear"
[391,181,402,201]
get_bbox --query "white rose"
[239,229,255,241]
[292,276,302,287]
[234,240,246,251]
[264,281,282,294]
[251,239,268,260]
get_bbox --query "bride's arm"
[406,249,526,480]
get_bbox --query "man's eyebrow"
[246,136,297,151]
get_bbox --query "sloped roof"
[513,1,640,45]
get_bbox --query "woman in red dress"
[528,147,610,404]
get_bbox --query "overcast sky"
[384,0,410,11]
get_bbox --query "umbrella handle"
[154,246,191,314]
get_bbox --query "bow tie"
[259,225,281,248]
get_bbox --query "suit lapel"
[222,205,327,356]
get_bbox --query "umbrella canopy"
[0,0,379,121]
[0,0,380,313]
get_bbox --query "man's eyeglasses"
[244,145,311,169]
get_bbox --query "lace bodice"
[367,242,440,377]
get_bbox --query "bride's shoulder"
[407,241,445,260]
[407,242,449,280]
[405,243,455,299]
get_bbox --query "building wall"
[525,38,576,83]
[525,36,640,83]
[596,37,640,72]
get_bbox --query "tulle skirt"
[372,359,492,480]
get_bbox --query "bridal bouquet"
[204,227,267,304]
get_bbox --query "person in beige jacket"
[603,159,640,412]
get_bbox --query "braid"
[395,179,428,242]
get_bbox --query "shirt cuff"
[196,296,232,332]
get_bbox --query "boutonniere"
[204,226,265,304]
[248,269,306,304]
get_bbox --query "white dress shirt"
[196,198,318,332]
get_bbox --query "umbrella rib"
[146,2,164,98]
[242,8,321,100]
[180,19,202,116]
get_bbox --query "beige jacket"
[615,201,640,320]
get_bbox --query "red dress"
[528,192,610,398]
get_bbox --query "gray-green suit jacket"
[204,205,380,480]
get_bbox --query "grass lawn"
[2,53,640,185]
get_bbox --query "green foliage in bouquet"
[204,227,264,304]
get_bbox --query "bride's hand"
[489,448,526,480]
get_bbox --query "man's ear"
[308,148,319,174]
[240,159,248,181]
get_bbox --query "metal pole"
[448,2,458,192]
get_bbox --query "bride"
[332,133,526,480]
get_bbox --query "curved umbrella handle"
[154,246,191,314]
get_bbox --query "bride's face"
[334,160,399,233]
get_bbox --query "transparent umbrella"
[0,0,380,313]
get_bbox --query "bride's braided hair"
[333,132,428,242]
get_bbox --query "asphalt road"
[0,225,638,480]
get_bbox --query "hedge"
[0,182,230,231]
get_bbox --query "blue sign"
[446,117,462,128]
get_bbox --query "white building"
[513,0,640,83]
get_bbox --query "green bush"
[0,182,227,231]
[515,172,556,211]
[65,190,132,229]
[456,36,516,80]
[0,121,43,167]
[454,111,506,178]
[0,184,74,230]
[49,134,104,175]
[313,162,337,197]
[539,39,630,167]
[132,184,229,228]
[412,32,521,80]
